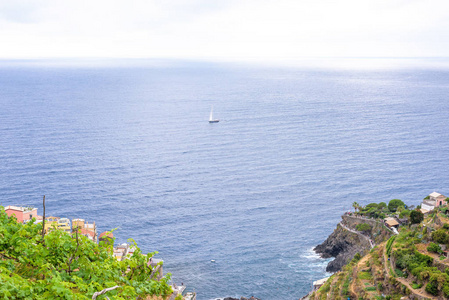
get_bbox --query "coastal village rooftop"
[1,204,190,298]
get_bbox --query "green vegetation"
[0,207,172,299]
[431,229,449,244]
[427,242,442,254]
[313,194,449,299]
[399,209,411,218]
[410,210,424,224]
[411,282,422,289]
[358,271,373,280]
[386,236,396,256]
[394,269,404,277]
[355,223,371,233]
[388,199,405,212]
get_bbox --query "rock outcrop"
[314,223,371,272]
[314,215,393,273]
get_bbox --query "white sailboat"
[209,106,219,123]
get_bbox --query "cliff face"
[314,215,392,273]
[314,223,370,272]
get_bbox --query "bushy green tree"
[377,202,387,210]
[0,207,173,299]
[410,210,424,224]
[399,209,411,218]
[388,199,405,212]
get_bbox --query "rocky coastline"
[313,214,392,272]
[313,222,371,272]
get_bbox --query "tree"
[399,209,411,218]
[378,202,387,210]
[410,210,424,224]
[352,202,359,214]
[388,199,405,212]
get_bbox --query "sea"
[1,58,449,299]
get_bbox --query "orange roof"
[385,219,399,227]
[99,231,113,239]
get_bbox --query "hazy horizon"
[1,0,449,61]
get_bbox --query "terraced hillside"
[309,205,449,299]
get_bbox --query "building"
[384,217,399,229]
[421,192,447,211]
[57,218,71,233]
[72,219,97,243]
[420,208,430,215]
[429,192,447,207]
[99,231,114,246]
[44,216,60,233]
[4,206,38,223]
[113,243,130,261]
[112,243,163,279]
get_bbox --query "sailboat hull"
[209,120,219,123]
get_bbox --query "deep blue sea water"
[1,58,449,299]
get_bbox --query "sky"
[0,0,449,62]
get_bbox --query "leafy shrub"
[427,242,443,254]
[395,269,404,277]
[358,271,373,280]
[412,282,422,289]
[399,209,411,218]
[394,249,433,272]
[425,281,439,295]
[353,252,362,262]
[356,223,372,232]
[432,229,449,244]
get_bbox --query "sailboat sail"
[209,106,219,123]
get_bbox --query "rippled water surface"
[1,59,449,299]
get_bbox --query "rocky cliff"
[314,223,371,272]
[314,215,392,272]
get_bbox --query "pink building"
[430,192,447,207]
[4,206,38,223]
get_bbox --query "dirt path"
[382,241,437,300]
[349,254,370,298]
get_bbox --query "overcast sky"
[0,0,448,62]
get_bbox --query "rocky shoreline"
[313,214,392,272]
[313,222,371,272]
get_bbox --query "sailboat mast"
[209,106,213,121]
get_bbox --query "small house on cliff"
[421,192,447,212]
[384,217,399,229]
